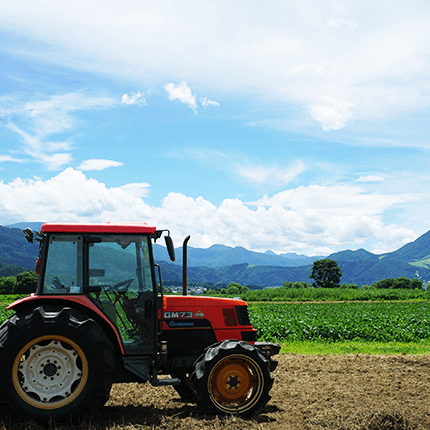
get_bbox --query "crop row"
[248,302,430,343]
[1,301,430,344]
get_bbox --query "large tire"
[191,340,273,417]
[0,306,116,420]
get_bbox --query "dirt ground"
[2,353,430,430]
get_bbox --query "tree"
[410,278,424,290]
[340,283,359,289]
[391,277,411,289]
[372,278,394,289]
[0,276,17,294]
[14,271,38,294]
[309,259,342,288]
[283,281,311,289]
[220,282,249,296]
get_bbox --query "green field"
[2,296,430,355]
[240,286,430,302]
[249,301,430,342]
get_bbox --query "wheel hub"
[226,375,240,389]
[43,363,57,377]
[14,336,87,406]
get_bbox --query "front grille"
[235,306,251,326]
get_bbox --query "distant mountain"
[0,226,39,270]
[153,243,322,268]
[382,230,430,262]
[328,248,379,262]
[156,261,312,287]
[0,262,30,278]
[2,223,430,287]
[6,222,45,232]
[156,259,430,287]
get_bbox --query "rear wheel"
[0,306,115,420]
[192,340,273,417]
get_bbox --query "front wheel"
[0,306,116,420]
[192,340,273,417]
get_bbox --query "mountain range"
[2,222,430,287]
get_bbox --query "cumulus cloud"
[0,168,418,255]
[248,184,415,217]
[119,182,150,198]
[309,97,354,131]
[121,91,147,106]
[77,159,124,171]
[164,81,197,112]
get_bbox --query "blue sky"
[1,0,430,256]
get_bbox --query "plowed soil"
[2,353,430,429]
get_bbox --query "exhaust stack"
[182,235,191,296]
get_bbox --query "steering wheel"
[109,278,134,293]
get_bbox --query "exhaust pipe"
[182,235,191,296]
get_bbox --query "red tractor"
[0,222,279,420]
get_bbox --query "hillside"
[2,224,430,287]
[0,226,39,270]
[153,243,321,268]
[156,259,430,288]
[328,248,379,262]
[382,230,430,262]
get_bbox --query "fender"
[7,294,125,355]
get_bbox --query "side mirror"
[24,228,34,243]
[165,235,176,262]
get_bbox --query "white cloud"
[327,18,359,29]
[174,148,305,187]
[0,155,25,163]
[357,175,385,183]
[200,97,220,108]
[248,184,416,217]
[236,160,305,185]
[7,123,72,170]
[121,91,147,106]
[2,1,428,131]
[309,97,354,131]
[77,159,124,171]
[119,182,150,198]
[164,81,197,112]
[0,93,116,169]
[23,93,115,136]
[0,168,418,255]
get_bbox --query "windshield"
[88,234,153,292]
[42,234,154,294]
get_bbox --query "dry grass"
[2,354,430,429]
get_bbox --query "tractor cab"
[28,223,172,355]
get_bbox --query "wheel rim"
[208,354,264,413]
[12,335,88,410]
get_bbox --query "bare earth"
[2,353,430,429]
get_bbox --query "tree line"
[0,259,425,296]
[0,272,38,294]
[307,258,424,290]
[204,258,424,296]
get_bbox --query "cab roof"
[40,222,157,234]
